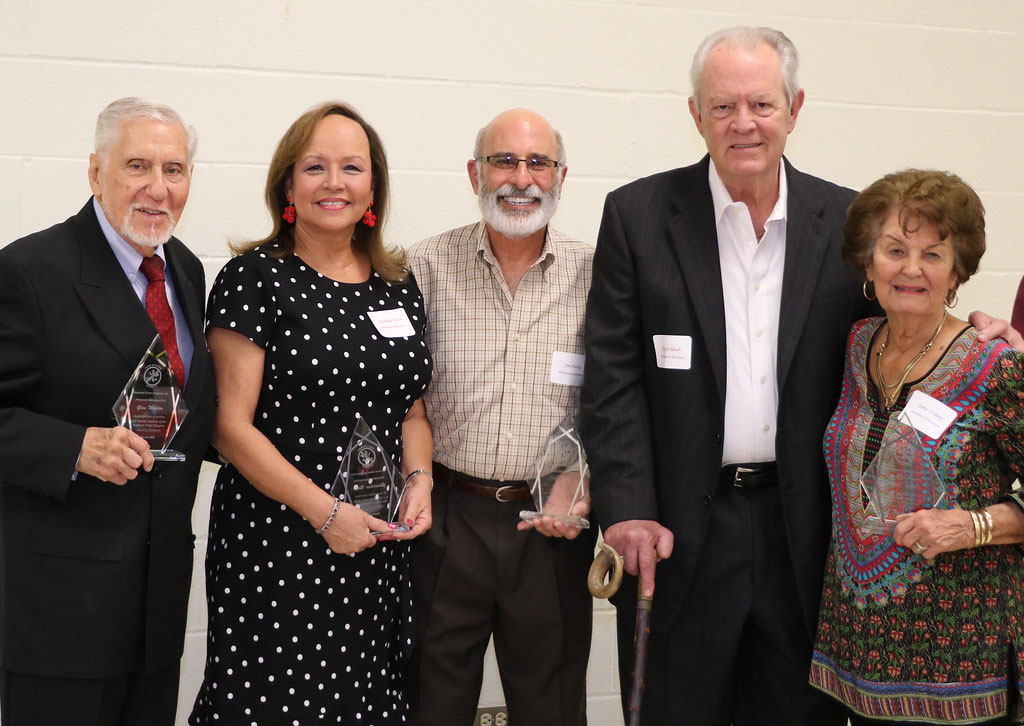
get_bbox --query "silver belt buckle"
[733,466,755,487]
[495,485,514,502]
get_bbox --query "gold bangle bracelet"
[982,508,994,546]
[970,510,982,548]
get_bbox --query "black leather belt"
[721,463,778,491]
[433,462,532,503]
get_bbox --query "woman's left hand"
[893,508,975,557]
[389,479,432,540]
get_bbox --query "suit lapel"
[777,159,829,391]
[71,201,157,371]
[163,241,209,406]
[665,158,727,409]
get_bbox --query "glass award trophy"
[519,416,591,529]
[857,416,946,536]
[112,335,189,461]
[332,415,410,533]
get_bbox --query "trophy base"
[152,449,187,462]
[519,510,590,529]
[857,517,897,536]
[370,523,412,536]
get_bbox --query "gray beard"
[477,178,560,239]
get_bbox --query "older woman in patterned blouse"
[809,169,1024,725]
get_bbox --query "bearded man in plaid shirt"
[406,108,595,726]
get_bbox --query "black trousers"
[616,474,847,726]
[409,469,595,726]
[0,661,180,726]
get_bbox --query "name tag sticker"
[367,308,415,338]
[653,335,692,370]
[899,390,957,440]
[550,351,585,386]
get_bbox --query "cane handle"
[588,542,625,598]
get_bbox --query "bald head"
[473,109,565,164]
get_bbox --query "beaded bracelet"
[314,497,342,535]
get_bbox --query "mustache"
[489,182,545,200]
[129,202,175,221]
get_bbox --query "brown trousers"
[409,467,595,725]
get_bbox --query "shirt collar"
[92,196,168,278]
[708,160,789,226]
[474,221,556,270]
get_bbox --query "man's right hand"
[77,426,155,485]
[603,519,674,598]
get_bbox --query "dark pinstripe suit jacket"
[580,155,871,636]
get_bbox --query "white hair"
[690,26,800,109]
[94,97,198,164]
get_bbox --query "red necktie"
[139,255,186,387]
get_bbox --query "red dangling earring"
[362,201,377,227]
[282,195,296,224]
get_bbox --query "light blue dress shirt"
[92,197,196,378]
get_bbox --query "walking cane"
[588,542,656,726]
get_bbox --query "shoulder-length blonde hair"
[234,101,406,282]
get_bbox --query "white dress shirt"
[709,162,788,465]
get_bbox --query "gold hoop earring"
[946,289,958,308]
[863,280,876,301]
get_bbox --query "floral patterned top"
[811,318,1024,722]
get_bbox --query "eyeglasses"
[475,155,562,173]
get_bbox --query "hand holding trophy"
[857,414,946,537]
[519,415,591,533]
[112,335,189,461]
[332,415,410,535]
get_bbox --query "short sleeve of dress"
[206,251,278,349]
[402,270,429,339]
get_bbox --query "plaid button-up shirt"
[407,222,593,481]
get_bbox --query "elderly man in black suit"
[0,98,216,726]
[581,26,1021,726]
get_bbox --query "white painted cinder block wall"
[1,2,1021,724]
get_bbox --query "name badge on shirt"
[550,352,585,386]
[367,308,415,338]
[653,335,692,370]
[898,390,958,440]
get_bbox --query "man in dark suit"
[581,27,1019,726]
[0,98,215,726]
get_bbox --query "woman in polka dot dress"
[190,102,433,725]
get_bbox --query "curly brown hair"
[843,169,985,294]
[233,101,405,282]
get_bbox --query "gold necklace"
[875,312,946,409]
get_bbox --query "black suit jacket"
[0,199,216,678]
[580,156,873,635]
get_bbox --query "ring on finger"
[912,541,927,554]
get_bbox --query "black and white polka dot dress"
[190,243,432,725]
